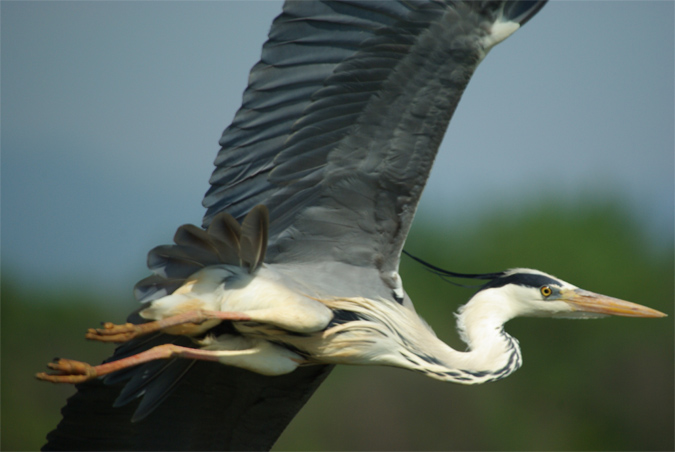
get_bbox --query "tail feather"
[207,211,243,264]
[133,274,185,304]
[146,244,214,279]
[240,205,269,273]
[112,206,271,419]
[44,206,278,449]
[173,223,221,256]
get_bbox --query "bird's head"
[472,268,666,320]
[403,251,666,321]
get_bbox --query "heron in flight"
[38,1,665,450]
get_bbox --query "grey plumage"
[204,1,543,276]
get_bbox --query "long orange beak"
[561,288,667,318]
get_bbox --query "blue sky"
[3,1,673,297]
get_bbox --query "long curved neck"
[387,293,522,384]
[442,291,523,383]
[319,294,522,384]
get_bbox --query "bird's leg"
[36,344,233,383]
[86,310,252,343]
[36,341,305,383]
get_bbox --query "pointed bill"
[561,288,667,318]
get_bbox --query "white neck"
[318,293,522,384]
[447,289,523,382]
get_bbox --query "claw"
[36,344,187,384]
[37,310,256,384]
[86,322,141,343]
[85,311,251,344]
[36,358,99,383]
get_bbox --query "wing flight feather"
[202,0,538,275]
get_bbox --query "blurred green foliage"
[2,199,673,451]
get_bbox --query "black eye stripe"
[479,273,561,291]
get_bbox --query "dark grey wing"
[43,362,333,451]
[203,0,546,274]
[203,0,418,223]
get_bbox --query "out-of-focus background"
[2,1,673,450]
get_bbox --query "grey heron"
[37,1,666,450]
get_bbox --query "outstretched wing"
[44,362,333,451]
[203,0,546,274]
[44,1,547,450]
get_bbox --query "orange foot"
[35,343,251,384]
[86,322,146,343]
[85,310,252,343]
[36,358,98,383]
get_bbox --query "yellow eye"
[540,286,552,297]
